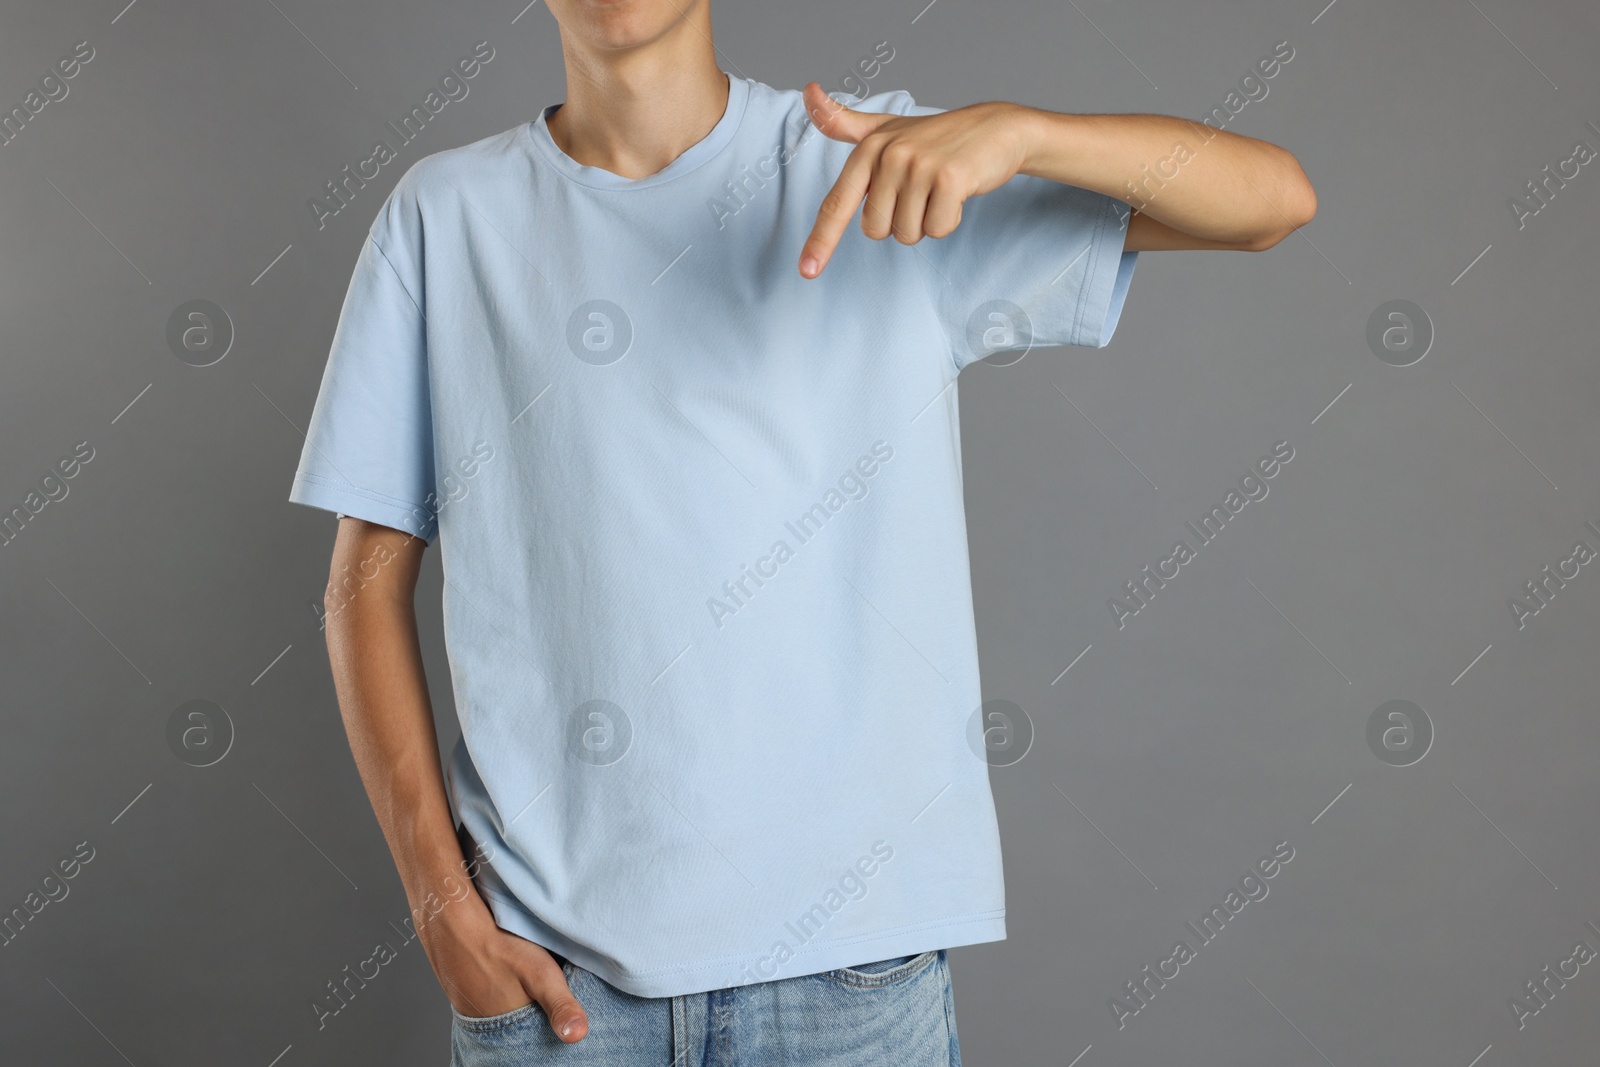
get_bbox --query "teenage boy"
[289,2,1315,1063]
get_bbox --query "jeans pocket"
[820,949,940,988]
[450,999,542,1034]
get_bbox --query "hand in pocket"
[419,899,589,1042]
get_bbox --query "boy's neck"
[547,30,729,181]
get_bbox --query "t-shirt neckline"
[525,72,749,191]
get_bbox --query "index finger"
[800,142,880,278]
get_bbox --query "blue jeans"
[449,950,963,1066]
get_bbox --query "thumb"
[520,951,589,1042]
[804,81,891,144]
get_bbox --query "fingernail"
[800,255,819,277]
[559,1020,574,1037]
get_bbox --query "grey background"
[3,0,1598,1064]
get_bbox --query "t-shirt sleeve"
[860,89,1139,372]
[287,187,438,542]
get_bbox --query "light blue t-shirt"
[290,72,1136,998]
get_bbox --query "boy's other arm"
[1013,109,1317,251]
[323,517,590,1042]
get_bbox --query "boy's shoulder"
[361,124,527,247]
[393,124,526,205]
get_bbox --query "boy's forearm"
[1013,108,1316,247]
[324,528,478,926]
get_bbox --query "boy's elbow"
[1286,169,1318,231]
[1247,167,1317,251]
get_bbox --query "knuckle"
[880,140,915,166]
[537,989,575,1017]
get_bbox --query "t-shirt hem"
[288,470,438,543]
[479,885,1005,999]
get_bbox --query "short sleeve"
[288,191,438,542]
[858,90,1139,372]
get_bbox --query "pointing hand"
[798,81,1030,278]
